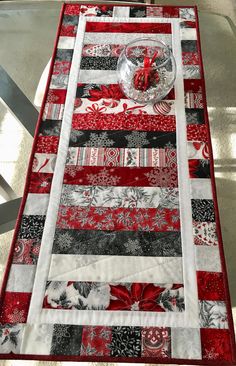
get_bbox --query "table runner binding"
[0,3,235,364]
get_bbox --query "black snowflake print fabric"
[52,229,182,256]
[69,130,177,148]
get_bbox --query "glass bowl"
[117,38,176,104]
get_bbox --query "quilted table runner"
[0,3,235,364]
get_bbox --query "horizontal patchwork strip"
[52,229,182,256]
[66,147,176,168]
[63,166,178,187]
[85,22,172,34]
[72,113,176,131]
[60,185,179,208]
[43,281,184,312]
[76,83,175,100]
[73,98,175,115]
[68,130,176,148]
[49,254,183,283]
[83,33,172,47]
[57,206,180,231]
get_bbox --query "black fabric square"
[130,6,146,18]
[50,324,83,355]
[62,15,79,26]
[186,108,205,124]
[18,215,46,239]
[195,160,211,178]
[181,40,197,52]
[39,119,62,136]
[191,199,215,222]
[80,56,118,71]
[110,326,141,357]
[55,49,74,62]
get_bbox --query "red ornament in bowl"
[133,52,160,91]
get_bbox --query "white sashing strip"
[172,20,199,328]
[28,18,199,329]
[48,255,183,283]
[27,17,87,323]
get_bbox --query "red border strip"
[0,4,66,310]
[0,351,235,365]
[195,5,236,362]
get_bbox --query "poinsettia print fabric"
[43,281,184,312]
[0,4,235,366]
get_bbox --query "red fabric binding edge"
[0,4,66,309]
[194,5,236,363]
[0,3,235,365]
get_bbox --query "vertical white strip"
[27,17,87,323]
[27,17,200,329]
[172,20,199,328]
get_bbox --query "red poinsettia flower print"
[89,85,124,108]
[107,283,166,312]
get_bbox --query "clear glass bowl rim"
[123,37,172,69]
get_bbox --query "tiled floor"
[0,1,236,365]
